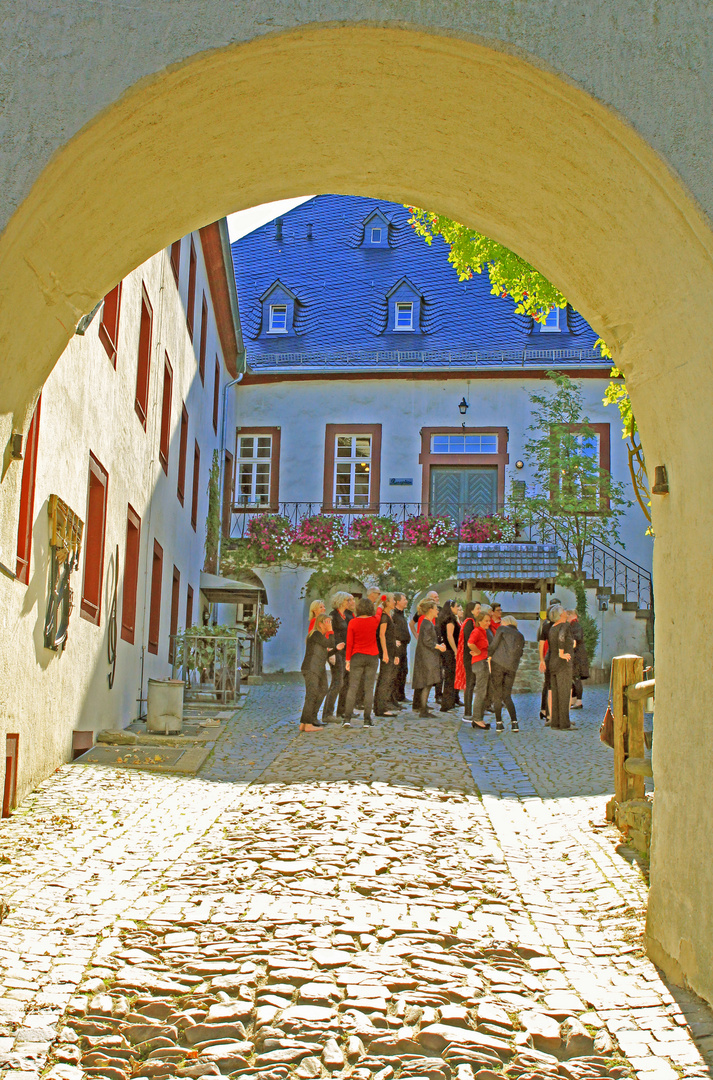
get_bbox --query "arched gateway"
[0,14,711,1004]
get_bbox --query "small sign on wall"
[389,478,413,486]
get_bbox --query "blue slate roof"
[457,543,560,582]
[230,195,601,369]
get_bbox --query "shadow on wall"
[19,497,54,672]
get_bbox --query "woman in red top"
[342,598,381,728]
[467,611,492,730]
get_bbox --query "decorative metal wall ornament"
[107,544,118,688]
[44,495,83,652]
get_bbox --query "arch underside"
[0,24,712,1003]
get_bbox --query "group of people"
[300,586,588,734]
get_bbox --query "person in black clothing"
[391,592,411,705]
[336,595,355,717]
[547,606,575,730]
[460,601,481,720]
[438,600,461,712]
[323,591,351,720]
[537,596,561,722]
[488,615,525,731]
[300,613,336,731]
[374,593,399,716]
[568,610,588,708]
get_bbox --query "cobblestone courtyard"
[0,681,710,1080]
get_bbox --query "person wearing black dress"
[300,613,336,731]
[323,591,351,721]
[374,593,399,717]
[438,600,461,712]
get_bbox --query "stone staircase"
[513,641,543,694]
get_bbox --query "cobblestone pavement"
[0,679,710,1080]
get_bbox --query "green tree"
[602,367,651,527]
[407,208,655,522]
[514,372,630,574]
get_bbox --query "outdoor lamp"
[458,397,469,415]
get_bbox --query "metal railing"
[169,630,247,703]
[228,501,508,540]
[246,345,606,372]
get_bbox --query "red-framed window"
[191,442,200,531]
[98,283,122,367]
[177,404,188,505]
[159,352,173,475]
[169,565,181,662]
[148,539,163,654]
[198,294,208,384]
[121,504,141,644]
[212,356,220,434]
[15,397,42,585]
[80,453,109,624]
[323,424,382,511]
[170,240,181,285]
[135,285,153,429]
[186,583,194,631]
[234,427,281,510]
[186,240,197,340]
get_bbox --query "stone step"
[622,601,638,611]
[635,608,653,619]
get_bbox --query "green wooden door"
[430,466,498,521]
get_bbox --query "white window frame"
[236,434,272,506]
[395,301,414,331]
[370,227,382,244]
[334,434,372,507]
[431,433,498,454]
[268,304,288,333]
[540,307,561,332]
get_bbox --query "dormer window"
[386,277,423,334]
[540,306,561,332]
[361,208,390,248]
[269,304,288,333]
[395,302,414,330]
[260,280,297,337]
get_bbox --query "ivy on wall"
[204,450,220,574]
[221,536,460,607]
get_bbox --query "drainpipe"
[216,370,244,575]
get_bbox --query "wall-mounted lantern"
[515,459,524,470]
[458,396,469,416]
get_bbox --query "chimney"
[275,218,283,242]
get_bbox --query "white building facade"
[0,220,242,811]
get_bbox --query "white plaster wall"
[0,234,232,805]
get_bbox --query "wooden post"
[466,579,473,603]
[625,676,646,801]
[611,654,644,804]
[538,579,548,619]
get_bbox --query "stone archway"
[0,23,711,1002]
